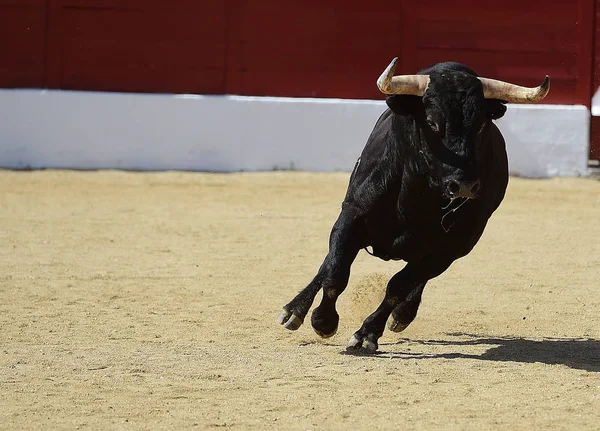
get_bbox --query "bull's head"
[377,57,550,200]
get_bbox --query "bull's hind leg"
[278,204,366,337]
[387,283,426,333]
[347,259,450,353]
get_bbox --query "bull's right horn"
[377,57,430,96]
[479,76,551,103]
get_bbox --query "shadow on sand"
[373,332,600,372]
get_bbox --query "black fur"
[279,62,510,353]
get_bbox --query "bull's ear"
[386,95,421,116]
[486,99,507,120]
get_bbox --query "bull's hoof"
[311,307,339,338]
[387,316,411,333]
[345,334,378,354]
[313,326,337,338]
[277,309,303,331]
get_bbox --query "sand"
[1,170,599,430]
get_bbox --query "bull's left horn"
[479,76,550,103]
[377,57,430,96]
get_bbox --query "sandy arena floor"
[1,170,599,430]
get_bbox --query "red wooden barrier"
[589,0,600,160]
[44,0,228,93]
[0,0,593,103]
[0,0,47,88]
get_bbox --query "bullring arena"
[1,169,599,429]
[3,1,600,429]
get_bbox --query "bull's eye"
[426,119,439,134]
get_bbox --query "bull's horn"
[376,57,430,96]
[479,76,550,103]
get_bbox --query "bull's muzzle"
[446,179,480,199]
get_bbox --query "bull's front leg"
[387,282,426,333]
[277,203,367,337]
[346,258,451,353]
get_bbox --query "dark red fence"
[590,0,600,160]
[1,0,598,158]
[0,0,47,88]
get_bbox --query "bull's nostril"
[470,181,481,195]
[447,180,461,196]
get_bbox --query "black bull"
[277,60,550,353]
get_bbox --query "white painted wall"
[497,104,589,177]
[0,89,590,177]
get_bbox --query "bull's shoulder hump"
[373,108,394,129]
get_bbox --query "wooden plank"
[59,0,203,8]
[594,0,600,91]
[399,0,418,74]
[46,0,63,88]
[416,49,576,80]
[227,0,403,98]
[591,117,600,161]
[224,0,242,95]
[591,0,600,160]
[417,20,577,54]
[574,0,594,160]
[61,5,223,44]
[417,1,576,25]
[61,41,225,94]
[0,0,46,5]
[576,0,595,107]
[0,3,47,88]
[55,1,227,94]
